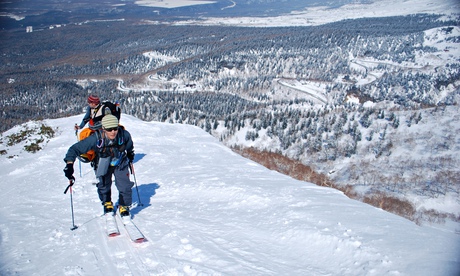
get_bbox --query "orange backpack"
[78,128,97,163]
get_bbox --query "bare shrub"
[233,147,334,187]
[342,184,359,199]
[232,146,457,226]
[363,191,416,221]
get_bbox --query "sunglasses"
[104,127,118,132]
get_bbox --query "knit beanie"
[101,115,119,129]
[87,95,100,104]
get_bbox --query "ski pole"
[130,163,143,206]
[64,179,78,231]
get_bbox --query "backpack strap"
[95,126,125,157]
[93,104,102,115]
[94,129,105,154]
[117,127,126,152]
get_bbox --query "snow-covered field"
[134,0,217,9]
[0,114,459,275]
[4,0,457,27]
[136,0,460,27]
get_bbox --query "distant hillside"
[0,0,348,31]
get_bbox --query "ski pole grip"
[64,179,75,194]
[129,163,135,174]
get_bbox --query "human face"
[88,102,98,108]
[104,127,118,139]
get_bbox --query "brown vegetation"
[233,146,458,225]
[233,146,334,187]
[2,123,56,154]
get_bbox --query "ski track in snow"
[0,114,459,275]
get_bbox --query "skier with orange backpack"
[64,114,135,217]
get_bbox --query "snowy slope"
[0,114,459,275]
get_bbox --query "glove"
[127,151,135,163]
[64,163,75,181]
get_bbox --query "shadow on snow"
[130,182,160,217]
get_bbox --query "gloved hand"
[64,163,75,181]
[127,151,135,163]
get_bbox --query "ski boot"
[119,205,130,217]
[103,201,114,214]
